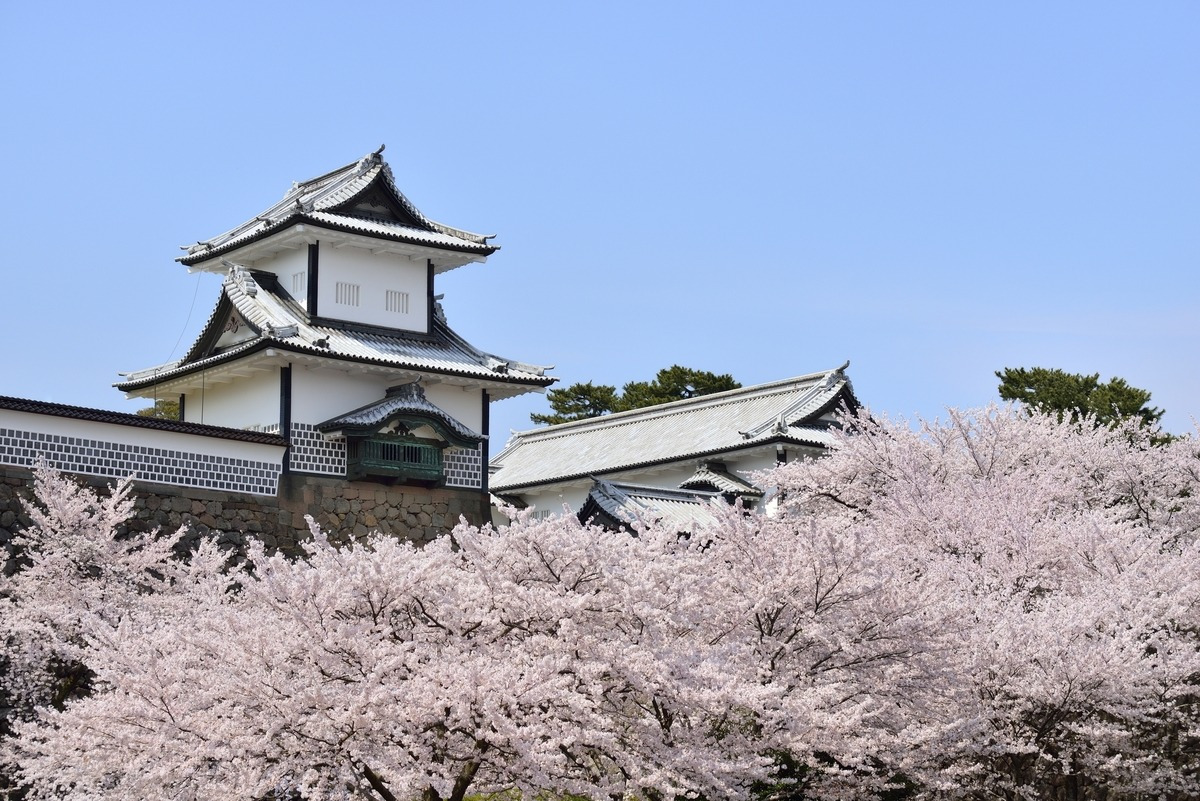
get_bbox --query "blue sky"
[2,2,1196,442]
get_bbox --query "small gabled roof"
[489,364,857,493]
[679,463,764,497]
[578,479,722,533]
[180,147,496,269]
[115,268,553,396]
[318,383,484,448]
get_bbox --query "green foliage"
[529,382,621,426]
[531,366,741,425]
[136,399,180,421]
[996,367,1164,429]
[618,365,741,410]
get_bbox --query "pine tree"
[531,366,740,425]
[996,366,1164,429]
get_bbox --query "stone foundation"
[1,465,489,573]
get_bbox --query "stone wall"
[1,465,489,573]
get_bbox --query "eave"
[117,343,552,401]
[489,436,827,496]
[181,219,494,275]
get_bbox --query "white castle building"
[1,148,554,551]
[1,147,859,552]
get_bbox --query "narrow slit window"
[386,290,410,314]
[292,271,307,297]
[335,282,360,306]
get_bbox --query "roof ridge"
[180,149,497,265]
[292,157,363,191]
[510,368,847,442]
[375,161,493,245]
[604,481,723,500]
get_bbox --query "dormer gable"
[180,147,497,275]
[317,382,484,449]
[337,181,426,228]
[316,383,486,485]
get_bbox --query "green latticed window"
[345,434,444,484]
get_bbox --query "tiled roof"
[115,268,554,392]
[581,479,722,533]
[0,395,288,446]
[679,463,764,497]
[318,382,484,444]
[489,366,856,492]
[180,148,495,266]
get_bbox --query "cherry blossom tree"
[767,407,1200,799]
[7,508,772,801]
[5,408,1200,801]
[0,464,201,796]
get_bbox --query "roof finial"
[372,144,385,157]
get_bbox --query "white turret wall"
[249,248,310,306]
[316,247,428,331]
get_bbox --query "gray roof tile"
[679,463,764,496]
[318,382,484,444]
[489,367,856,492]
[116,269,553,392]
[180,149,494,266]
[582,479,722,532]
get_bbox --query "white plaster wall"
[316,246,427,331]
[289,367,482,433]
[0,409,285,468]
[183,371,279,429]
[515,487,590,517]
[251,248,310,306]
[424,384,483,433]
[289,366,388,425]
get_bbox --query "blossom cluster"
[3,406,1199,801]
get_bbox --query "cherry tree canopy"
[4,407,1200,801]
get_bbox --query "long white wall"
[0,408,285,496]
